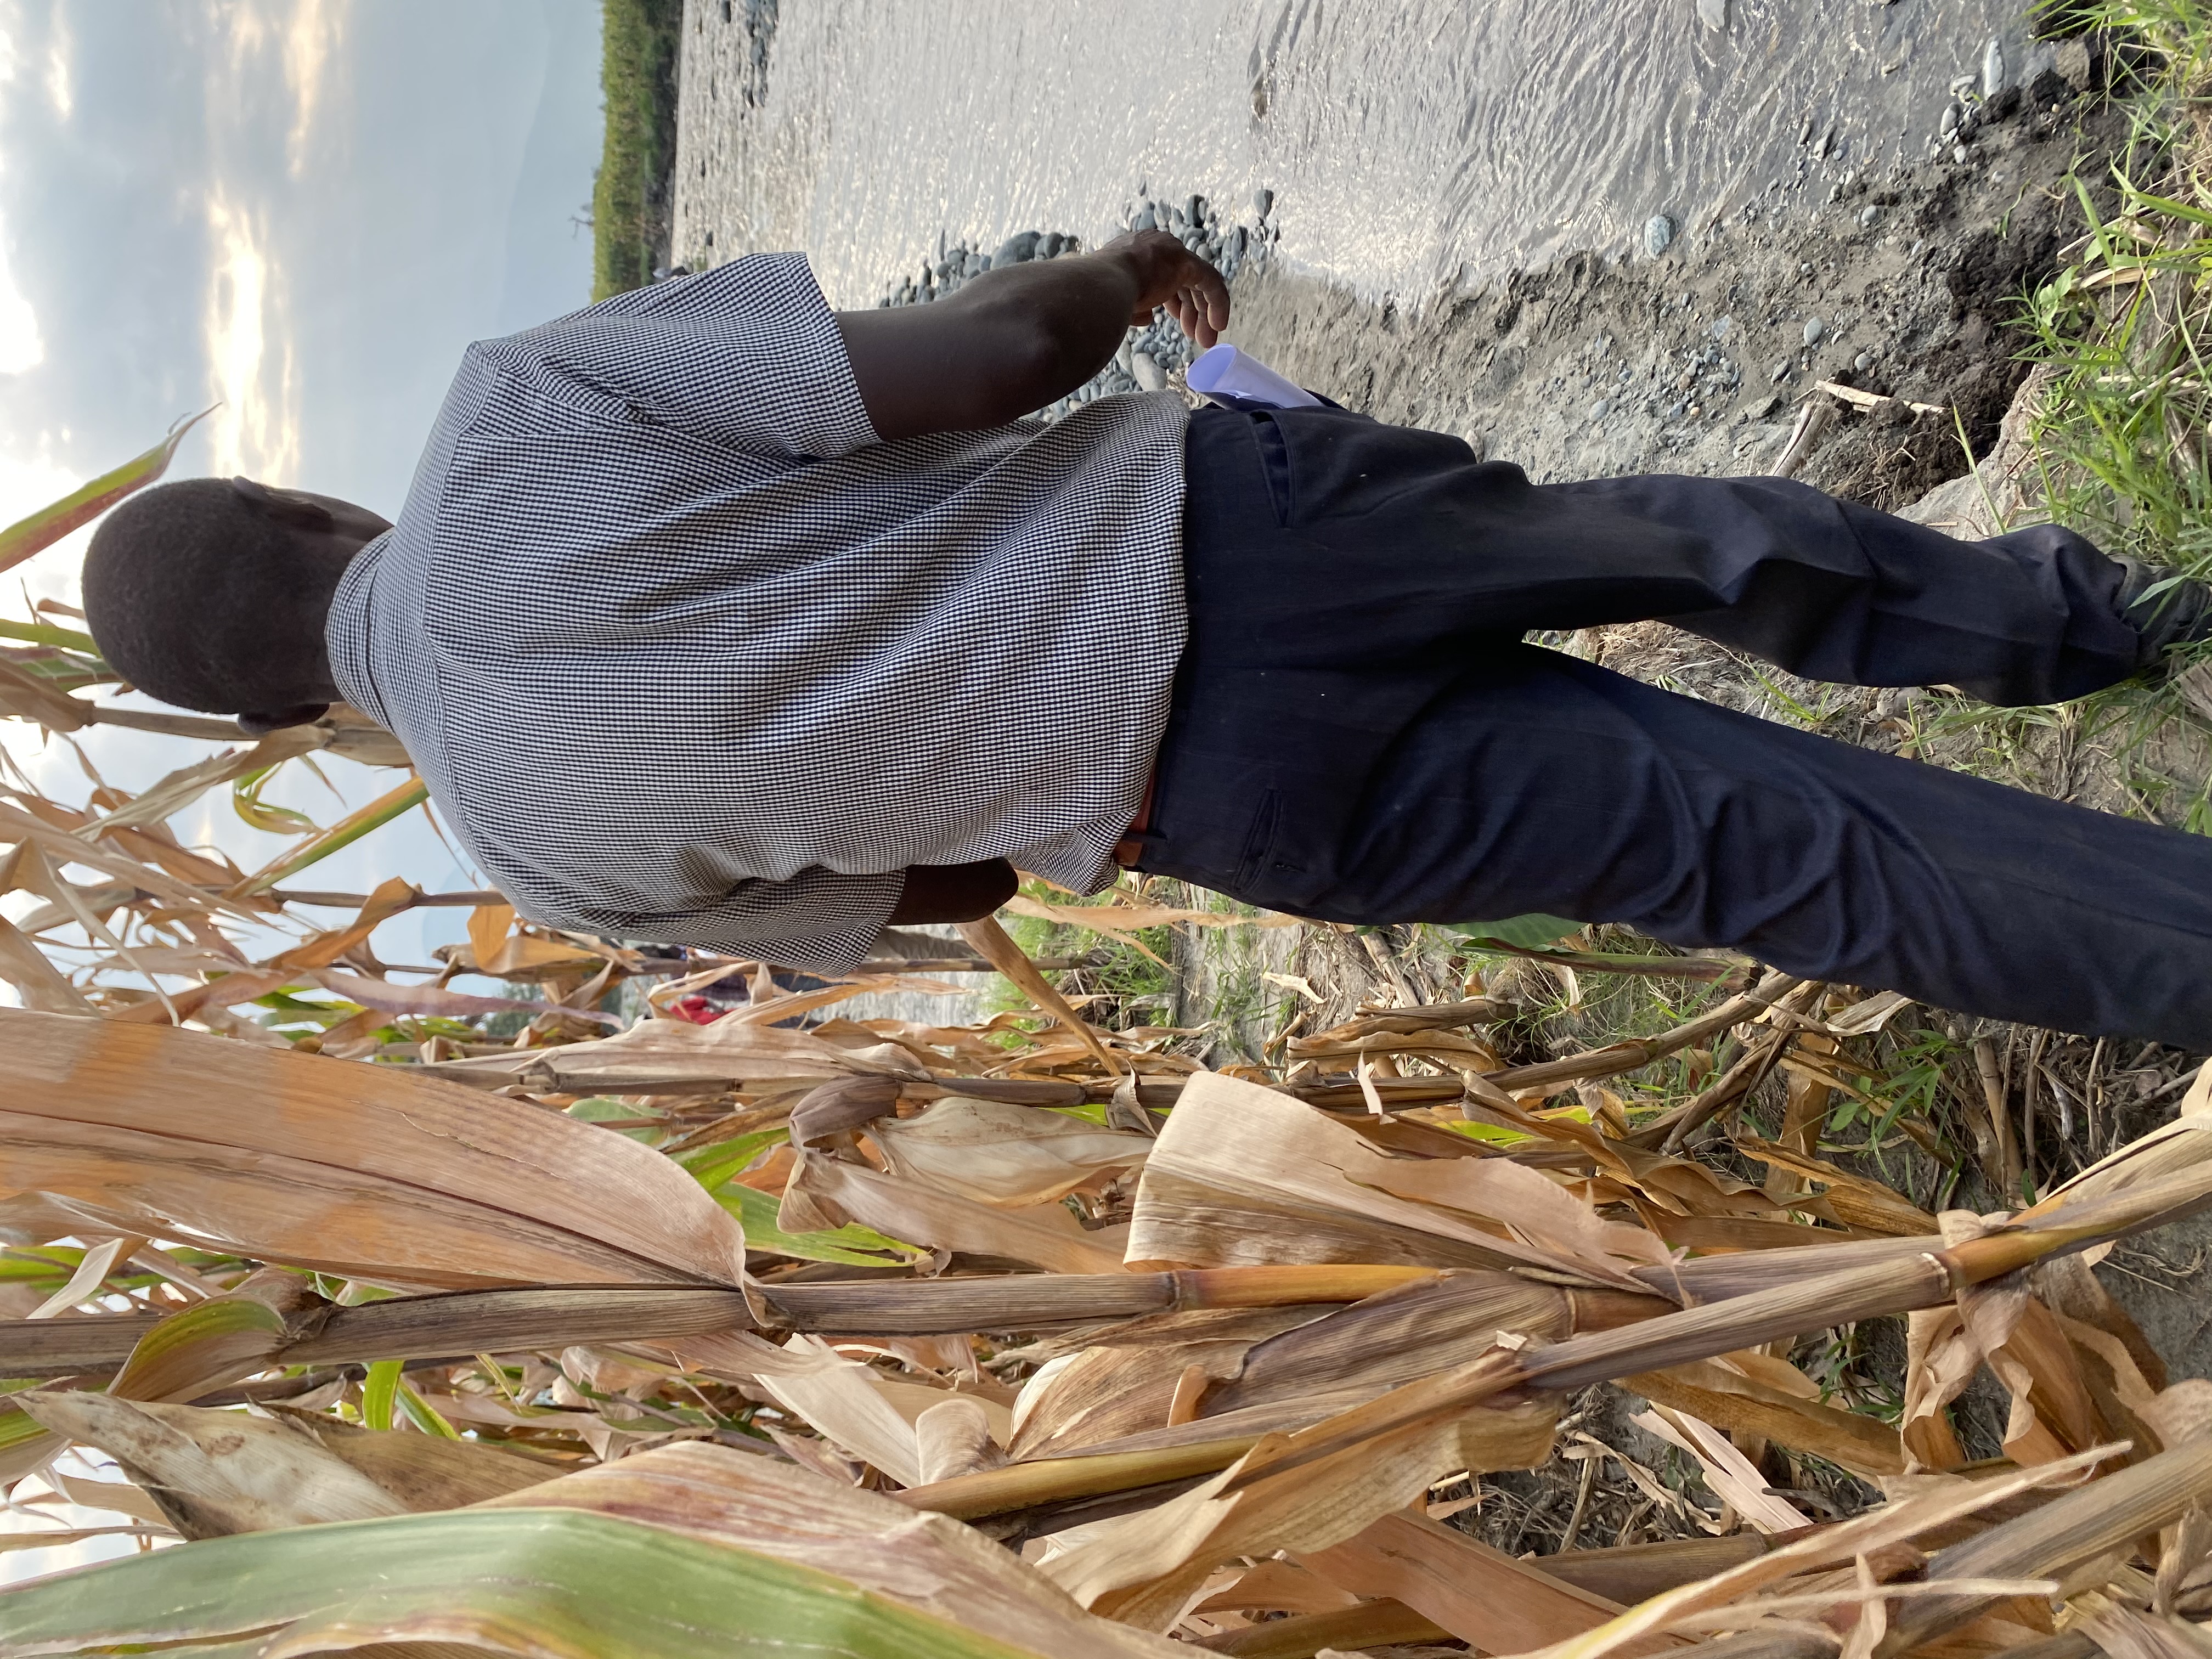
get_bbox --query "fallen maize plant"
[4,443,2212,1659]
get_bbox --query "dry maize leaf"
[1631,1404,1813,1532]
[471,1439,1186,1658]
[916,1396,1006,1483]
[49,1468,173,1527]
[959,916,1126,1076]
[1002,895,1297,934]
[89,727,327,836]
[871,1095,1153,1206]
[1501,1448,2112,1659]
[266,874,419,970]
[272,1408,561,1509]
[1475,1094,1779,1222]
[1876,1438,2212,1656]
[1010,1335,1259,1459]
[2080,1606,2212,1659]
[1932,1215,2108,1468]
[425,1008,923,1092]
[1351,1153,1675,1278]
[2029,1073,2212,1218]
[1201,1269,1581,1421]
[1125,1071,1639,1280]
[0,1007,748,1289]
[749,1333,928,1485]
[1040,1384,1558,1630]
[0,800,253,921]
[782,1150,1127,1274]
[8,794,247,893]
[1295,1510,1679,1655]
[1732,1137,1939,1235]
[2036,1252,2170,1394]
[311,968,618,1026]
[0,911,90,1015]
[1192,1558,1362,1616]
[15,1392,411,1537]
[1624,1355,1906,1480]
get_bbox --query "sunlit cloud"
[201,188,297,483]
[0,224,43,379]
[280,0,343,175]
[41,5,65,121]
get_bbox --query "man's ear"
[230,476,335,533]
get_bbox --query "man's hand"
[887,859,1018,924]
[835,231,1233,441]
[1103,229,1230,351]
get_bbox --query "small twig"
[1560,1447,1602,1551]
[1770,399,1837,479]
[1483,971,1802,1094]
[1454,937,1751,983]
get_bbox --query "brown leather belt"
[1113,774,1157,869]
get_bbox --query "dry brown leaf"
[0,1007,748,1289]
[871,1094,1153,1206]
[1126,1071,1649,1284]
[1297,1510,1680,1655]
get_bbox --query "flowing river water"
[675,0,2037,311]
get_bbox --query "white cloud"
[280,0,343,175]
[42,5,66,120]
[0,157,43,379]
[201,188,298,482]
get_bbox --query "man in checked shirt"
[80,229,2212,1048]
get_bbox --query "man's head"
[82,477,390,730]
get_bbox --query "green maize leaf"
[230,761,319,835]
[671,1126,789,1187]
[1444,1118,1536,1147]
[568,1095,668,1145]
[0,1506,1054,1659]
[0,408,213,579]
[713,1181,922,1267]
[396,1379,460,1438]
[1443,912,1584,950]
[362,1357,402,1431]
[0,618,97,654]
[238,774,429,893]
[108,1291,294,1403]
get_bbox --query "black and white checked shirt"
[326,253,1190,972]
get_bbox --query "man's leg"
[1230,406,2173,705]
[1142,640,2212,1048]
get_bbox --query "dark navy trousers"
[1131,405,2212,1047]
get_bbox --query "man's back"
[327,252,1189,970]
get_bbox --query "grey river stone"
[1644,213,1677,256]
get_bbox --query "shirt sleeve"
[516,252,882,459]
[535,866,906,977]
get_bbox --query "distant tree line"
[592,0,681,301]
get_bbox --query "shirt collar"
[324,532,393,731]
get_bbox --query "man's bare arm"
[887,860,1019,924]
[834,230,1229,441]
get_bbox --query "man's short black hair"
[83,478,332,716]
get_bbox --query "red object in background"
[672,994,726,1025]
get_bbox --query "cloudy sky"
[0,0,604,935]
[0,0,606,1579]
